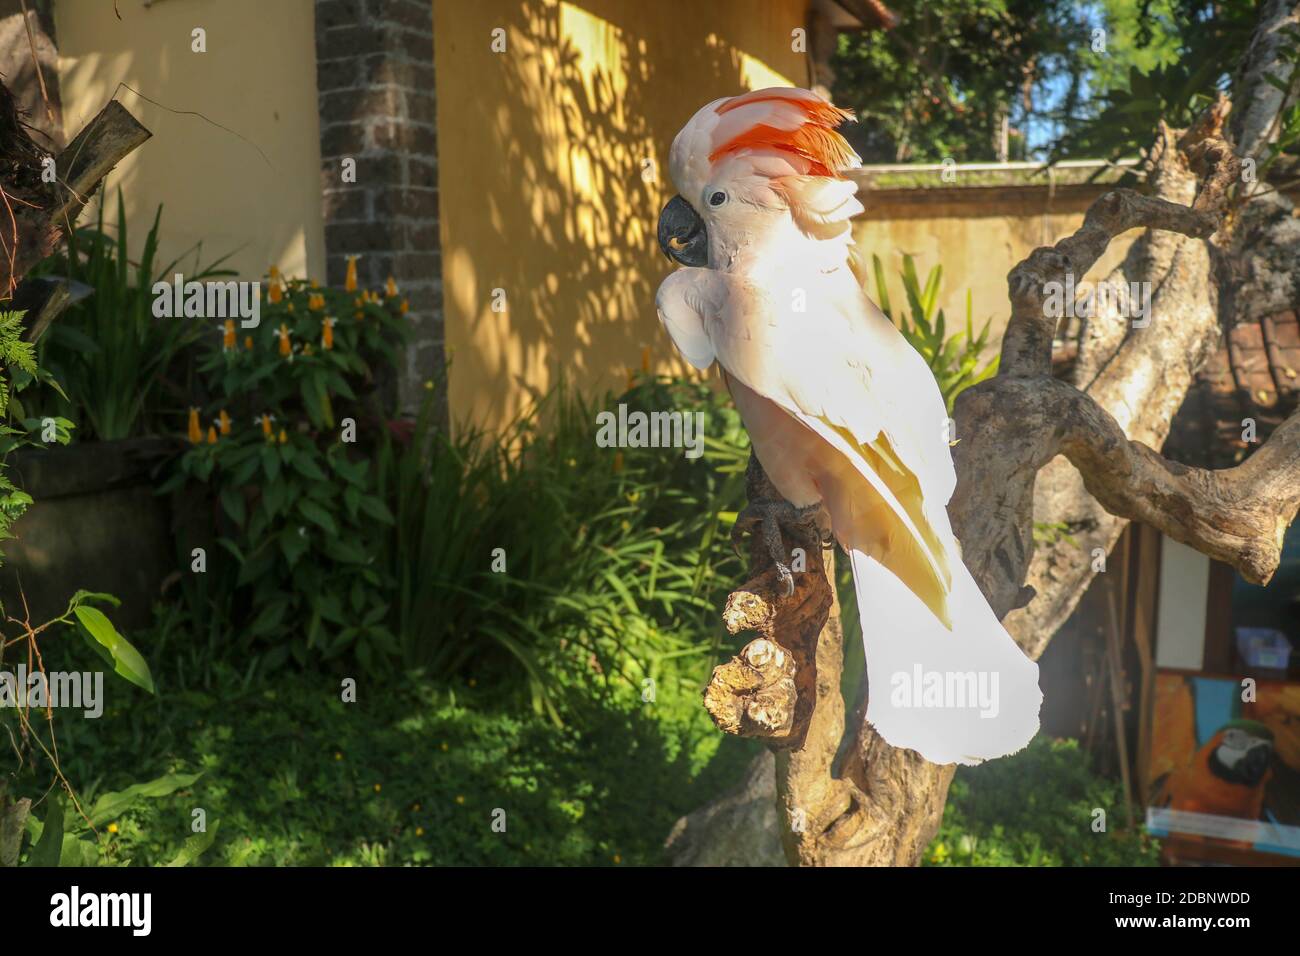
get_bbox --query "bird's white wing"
[700,268,957,626]
[655,268,720,371]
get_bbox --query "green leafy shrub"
[18,773,214,867]
[29,192,234,440]
[157,271,410,671]
[0,321,158,868]
[926,737,1160,866]
[379,371,751,714]
[872,253,998,410]
[0,309,71,557]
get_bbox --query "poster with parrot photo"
[1148,673,1300,860]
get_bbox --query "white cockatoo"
[654,87,1041,765]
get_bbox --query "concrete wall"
[855,186,1138,348]
[433,0,812,434]
[54,0,325,281]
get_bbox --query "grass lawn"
[35,648,1156,866]
[46,658,760,866]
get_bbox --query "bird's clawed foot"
[730,499,828,597]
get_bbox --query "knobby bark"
[667,2,1300,867]
[0,79,150,327]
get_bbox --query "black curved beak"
[1240,742,1273,784]
[657,194,708,267]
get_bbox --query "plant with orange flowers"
[159,271,411,669]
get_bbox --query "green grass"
[36,643,1154,866]
[43,657,759,866]
[927,737,1160,867]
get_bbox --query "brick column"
[313,0,445,422]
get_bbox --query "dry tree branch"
[0,82,150,321]
[48,101,151,235]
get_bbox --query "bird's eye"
[708,190,727,207]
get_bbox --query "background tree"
[830,0,1241,163]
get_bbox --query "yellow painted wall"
[856,199,1137,347]
[54,0,325,281]
[434,0,811,433]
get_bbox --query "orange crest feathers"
[667,87,864,237]
[708,88,858,177]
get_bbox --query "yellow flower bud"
[345,256,359,293]
[219,409,231,435]
[187,407,202,444]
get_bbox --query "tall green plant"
[32,192,234,440]
[378,374,750,717]
[871,252,999,411]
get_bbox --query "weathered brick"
[315,57,363,92]
[372,187,438,219]
[407,220,440,248]
[316,0,365,30]
[369,120,435,154]
[407,156,437,190]
[321,86,406,123]
[360,254,399,286]
[396,252,441,278]
[319,120,367,158]
[402,285,440,311]
[395,28,435,63]
[318,24,390,61]
[325,220,405,254]
[354,154,406,184]
[365,0,432,32]
[320,186,368,219]
[364,55,436,92]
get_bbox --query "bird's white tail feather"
[850,548,1041,766]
